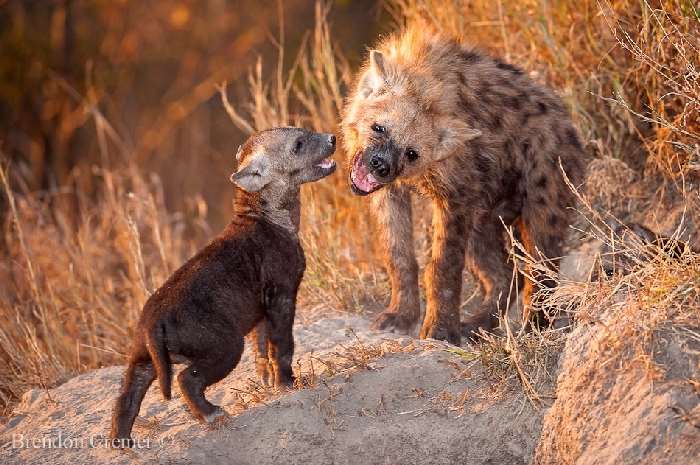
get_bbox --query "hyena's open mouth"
[350,152,383,195]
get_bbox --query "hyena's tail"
[145,324,172,400]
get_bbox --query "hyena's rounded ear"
[358,50,388,98]
[370,50,387,77]
[435,119,482,161]
[230,154,270,192]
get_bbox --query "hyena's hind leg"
[111,348,156,447]
[371,185,421,333]
[519,129,585,327]
[518,220,565,328]
[518,181,571,328]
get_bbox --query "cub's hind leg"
[519,130,585,327]
[111,348,156,447]
[178,327,243,423]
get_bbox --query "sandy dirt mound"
[533,309,700,465]
[4,235,698,465]
[1,314,544,465]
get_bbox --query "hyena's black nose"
[328,134,336,146]
[369,155,390,178]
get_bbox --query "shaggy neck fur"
[232,186,301,233]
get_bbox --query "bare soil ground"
[2,217,699,465]
[1,315,546,465]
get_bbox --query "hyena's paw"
[460,322,485,343]
[461,312,498,342]
[372,310,417,333]
[419,322,461,346]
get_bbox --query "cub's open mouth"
[316,157,336,170]
[313,142,337,176]
[350,153,383,195]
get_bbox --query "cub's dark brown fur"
[110,128,336,447]
[598,223,698,278]
[342,29,587,344]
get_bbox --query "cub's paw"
[275,374,296,391]
[203,407,229,428]
[460,322,486,343]
[110,436,135,449]
[255,359,273,387]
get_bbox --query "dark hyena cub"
[110,128,337,447]
[597,223,698,278]
[342,28,586,345]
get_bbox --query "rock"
[532,307,700,465]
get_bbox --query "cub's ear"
[230,154,270,192]
[358,49,388,98]
[435,118,482,161]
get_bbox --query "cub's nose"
[327,134,336,146]
[369,154,390,178]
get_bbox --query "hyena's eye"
[371,123,386,133]
[405,148,419,162]
[292,138,303,154]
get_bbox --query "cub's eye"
[405,148,419,162]
[293,139,303,154]
[371,123,386,133]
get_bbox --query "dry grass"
[1,0,699,413]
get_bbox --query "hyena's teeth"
[350,155,381,192]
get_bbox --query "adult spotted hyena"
[342,29,585,345]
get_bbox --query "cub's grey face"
[230,127,336,193]
[343,50,481,196]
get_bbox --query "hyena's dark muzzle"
[349,141,401,196]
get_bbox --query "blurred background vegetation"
[0,0,387,228]
[0,0,697,411]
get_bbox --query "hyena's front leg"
[462,218,513,339]
[371,185,421,333]
[419,202,468,345]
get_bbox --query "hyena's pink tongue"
[351,156,381,192]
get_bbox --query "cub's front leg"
[264,287,297,388]
[250,321,273,386]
